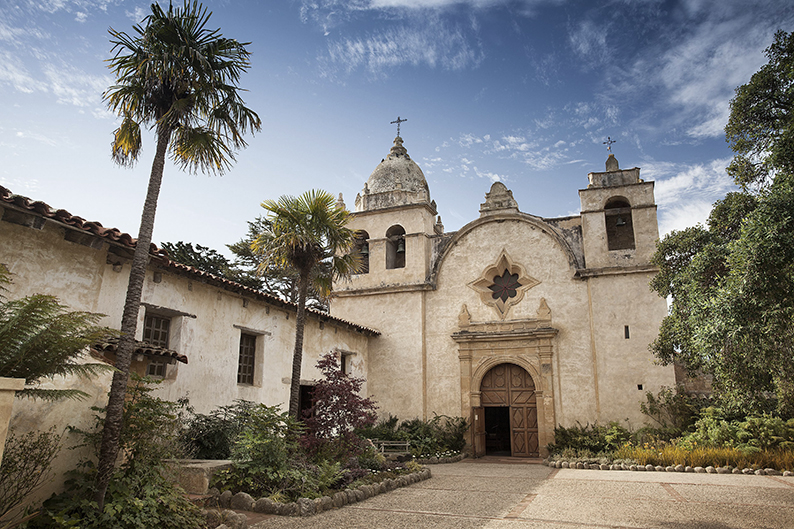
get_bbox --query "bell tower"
[578,153,659,270]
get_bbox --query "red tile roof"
[93,338,189,364]
[0,184,379,336]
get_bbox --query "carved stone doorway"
[474,363,538,457]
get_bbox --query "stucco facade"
[332,141,675,457]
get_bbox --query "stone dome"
[365,137,429,196]
[356,136,432,212]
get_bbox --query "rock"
[646,464,655,471]
[215,525,229,529]
[694,467,705,473]
[600,464,610,470]
[346,489,358,503]
[297,498,315,517]
[685,466,694,473]
[783,471,792,477]
[742,468,754,475]
[333,491,347,508]
[665,466,675,472]
[629,465,637,471]
[675,465,685,472]
[314,497,324,513]
[220,509,247,529]
[252,497,277,514]
[732,468,742,474]
[219,490,233,508]
[576,462,584,469]
[205,510,222,528]
[561,461,569,469]
[354,489,365,502]
[755,469,766,475]
[429,457,439,464]
[230,492,254,511]
[765,468,780,476]
[706,466,716,474]
[717,466,731,474]
[321,496,333,511]
[208,487,220,497]
[655,466,665,472]
[636,464,645,471]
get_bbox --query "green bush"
[28,377,204,529]
[681,408,794,450]
[181,400,258,459]
[356,414,469,458]
[546,422,630,456]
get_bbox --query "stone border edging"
[206,467,432,520]
[543,459,793,476]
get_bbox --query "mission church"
[0,132,674,466]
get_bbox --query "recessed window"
[624,325,630,339]
[354,230,370,274]
[637,384,644,391]
[237,333,256,385]
[146,359,167,378]
[143,313,170,348]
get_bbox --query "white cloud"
[15,130,58,147]
[568,18,610,66]
[652,157,736,235]
[321,19,483,77]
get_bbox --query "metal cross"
[603,136,616,152]
[391,116,407,137]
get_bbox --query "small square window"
[146,359,167,378]
[237,333,256,385]
[143,314,170,348]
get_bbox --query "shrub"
[0,427,62,522]
[356,413,469,458]
[181,399,259,459]
[640,386,702,435]
[301,353,378,462]
[546,422,630,456]
[28,377,204,529]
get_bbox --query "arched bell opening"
[385,225,406,269]
[604,196,635,250]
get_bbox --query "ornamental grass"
[614,442,794,471]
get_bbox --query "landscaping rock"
[732,468,742,474]
[765,468,780,476]
[706,466,716,474]
[313,497,324,513]
[561,461,569,468]
[333,491,347,508]
[252,497,277,514]
[655,466,665,472]
[354,489,365,502]
[220,509,247,529]
[665,466,675,472]
[754,469,766,475]
[208,487,220,497]
[219,490,233,508]
[685,466,694,473]
[645,464,655,471]
[321,496,333,511]
[629,465,637,471]
[345,489,358,504]
[675,465,685,472]
[717,466,731,474]
[600,464,609,470]
[742,468,754,475]
[695,467,706,473]
[783,471,793,477]
[297,498,315,517]
[576,462,584,469]
[636,464,645,471]
[230,492,254,511]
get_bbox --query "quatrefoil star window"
[468,249,539,320]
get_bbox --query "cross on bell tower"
[391,116,407,138]
[603,136,616,152]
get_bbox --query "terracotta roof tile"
[0,185,379,336]
[93,338,189,364]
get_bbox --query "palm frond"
[17,388,92,402]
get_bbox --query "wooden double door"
[474,363,539,457]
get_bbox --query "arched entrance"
[476,363,538,457]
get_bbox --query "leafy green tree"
[251,190,360,419]
[726,30,794,191]
[651,30,794,416]
[160,241,232,277]
[228,217,329,310]
[0,268,112,401]
[96,1,260,509]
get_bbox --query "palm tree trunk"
[289,267,311,419]
[94,125,171,511]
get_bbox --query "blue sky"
[2,0,792,258]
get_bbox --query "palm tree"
[252,190,361,419]
[95,1,260,509]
